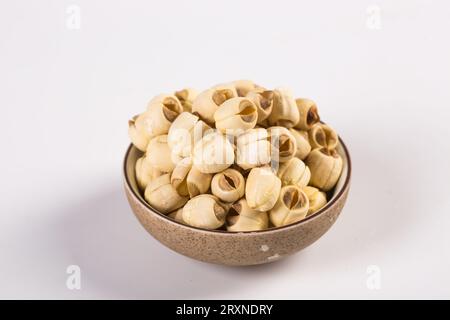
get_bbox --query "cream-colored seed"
[306,148,343,191]
[191,87,236,124]
[245,166,282,212]
[167,112,200,158]
[135,156,163,191]
[128,115,150,152]
[174,88,198,112]
[289,128,311,160]
[294,98,320,130]
[145,135,176,173]
[246,89,274,124]
[267,88,299,128]
[277,158,311,188]
[303,186,327,215]
[186,166,212,198]
[192,132,235,173]
[144,95,183,134]
[268,126,297,163]
[226,199,268,232]
[168,208,186,224]
[167,112,198,156]
[170,151,184,167]
[171,157,212,197]
[236,128,271,170]
[230,80,257,97]
[128,95,182,152]
[269,185,309,227]
[211,168,245,203]
[214,97,258,135]
[182,194,227,229]
[308,123,338,150]
[170,157,193,197]
[144,174,188,214]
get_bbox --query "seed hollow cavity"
[226,204,241,226]
[260,91,274,110]
[279,136,294,155]
[315,129,326,146]
[214,203,227,220]
[175,90,188,101]
[320,147,339,158]
[307,106,320,126]
[212,89,234,106]
[220,173,237,191]
[282,187,305,210]
[162,98,182,121]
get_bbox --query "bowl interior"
[124,138,350,231]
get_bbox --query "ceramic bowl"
[123,138,351,266]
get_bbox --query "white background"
[1,0,449,299]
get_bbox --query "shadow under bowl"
[123,138,351,266]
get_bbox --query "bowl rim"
[123,136,351,235]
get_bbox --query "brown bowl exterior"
[123,139,351,266]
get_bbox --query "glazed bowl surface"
[123,138,351,266]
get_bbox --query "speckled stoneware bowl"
[124,138,351,266]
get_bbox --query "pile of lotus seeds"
[128,80,343,231]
